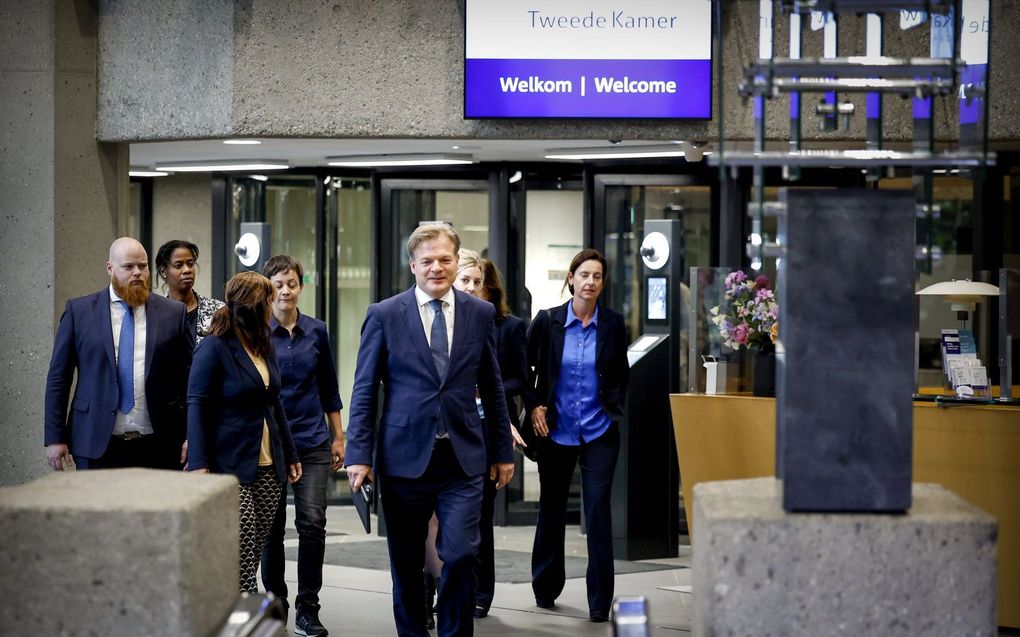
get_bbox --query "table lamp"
[916,279,999,330]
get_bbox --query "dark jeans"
[261,443,331,613]
[532,423,620,617]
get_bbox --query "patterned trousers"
[238,467,284,593]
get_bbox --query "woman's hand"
[531,405,549,437]
[510,424,526,449]
[289,462,303,483]
[330,437,346,472]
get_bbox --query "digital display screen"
[464,0,712,119]
[648,276,667,320]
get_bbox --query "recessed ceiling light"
[544,143,686,161]
[129,170,170,177]
[327,153,475,167]
[248,174,268,181]
[154,160,289,172]
[222,139,262,145]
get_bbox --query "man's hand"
[489,462,515,490]
[180,440,189,466]
[531,405,549,437]
[346,463,373,492]
[289,463,303,483]
[46,444,71,471]
[330,437,346,472]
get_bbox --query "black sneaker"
[295,610,329,637]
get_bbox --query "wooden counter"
[670,393,1020,628]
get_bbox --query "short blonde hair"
[457,248,483,278]
[406,223,461,260]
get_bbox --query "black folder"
[351,480,374,534]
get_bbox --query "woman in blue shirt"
[524,249,630,623]
[259,255,344,637]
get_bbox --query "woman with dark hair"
[154,239,224,346]
[186,271,302,594]
[524,248,629,623]
[472,257,529,619]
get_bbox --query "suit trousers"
[474,471,497,611]
[75,433,177,470]
[531,423,620,616]
[382,439,483,637]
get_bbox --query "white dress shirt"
[109,286,152,435]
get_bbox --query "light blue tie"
[117,300,135,414]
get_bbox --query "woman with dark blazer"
[524,248,629,623]
[187,271,302,593]
[473,257,528,618]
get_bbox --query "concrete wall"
[96,1,1020,144]
[0,0,127,487]
[152,174,216,298]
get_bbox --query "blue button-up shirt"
[270,312,343,451]
[551,303,612,446]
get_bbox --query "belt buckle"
[121,431,144,441]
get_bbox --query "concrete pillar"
[0,0,128,486]
[693,478,998,637]
[0,469,240,635]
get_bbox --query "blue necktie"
[429,299,449,381]
[429,299,449,437]
[117,300,135,414]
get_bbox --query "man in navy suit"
[345,223,514,637]
[45,237,193,471]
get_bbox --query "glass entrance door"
[378,179,491,298]
[593,174,714,381]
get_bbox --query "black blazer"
[186,333,299,484]
[494,314,528,428]
[524,301,630,430]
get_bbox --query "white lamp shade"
[916,279,999,312]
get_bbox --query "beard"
[112,274,151,308]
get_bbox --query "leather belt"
[113,431,149,441]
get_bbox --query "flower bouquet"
[710,271,779,350]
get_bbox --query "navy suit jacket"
[494,314,528,429]
[186,333,299,485]
[524,301,630,428]
[44,289,193,460]
[345,287,513,479]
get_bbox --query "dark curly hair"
[154,239,199,289]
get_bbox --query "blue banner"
[464,58,711,118]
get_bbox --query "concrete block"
[693,478,997,637]
[0,469,240,636]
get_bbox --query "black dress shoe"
[473,605,489,619]
[589,611,610,623]
[535,598,555,609]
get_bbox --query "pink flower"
[755,275,771,290]
[732,322,750,345]
[725,270,748,287]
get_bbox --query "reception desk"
[670,394,1020,628]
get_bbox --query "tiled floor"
[273,504,694,636]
